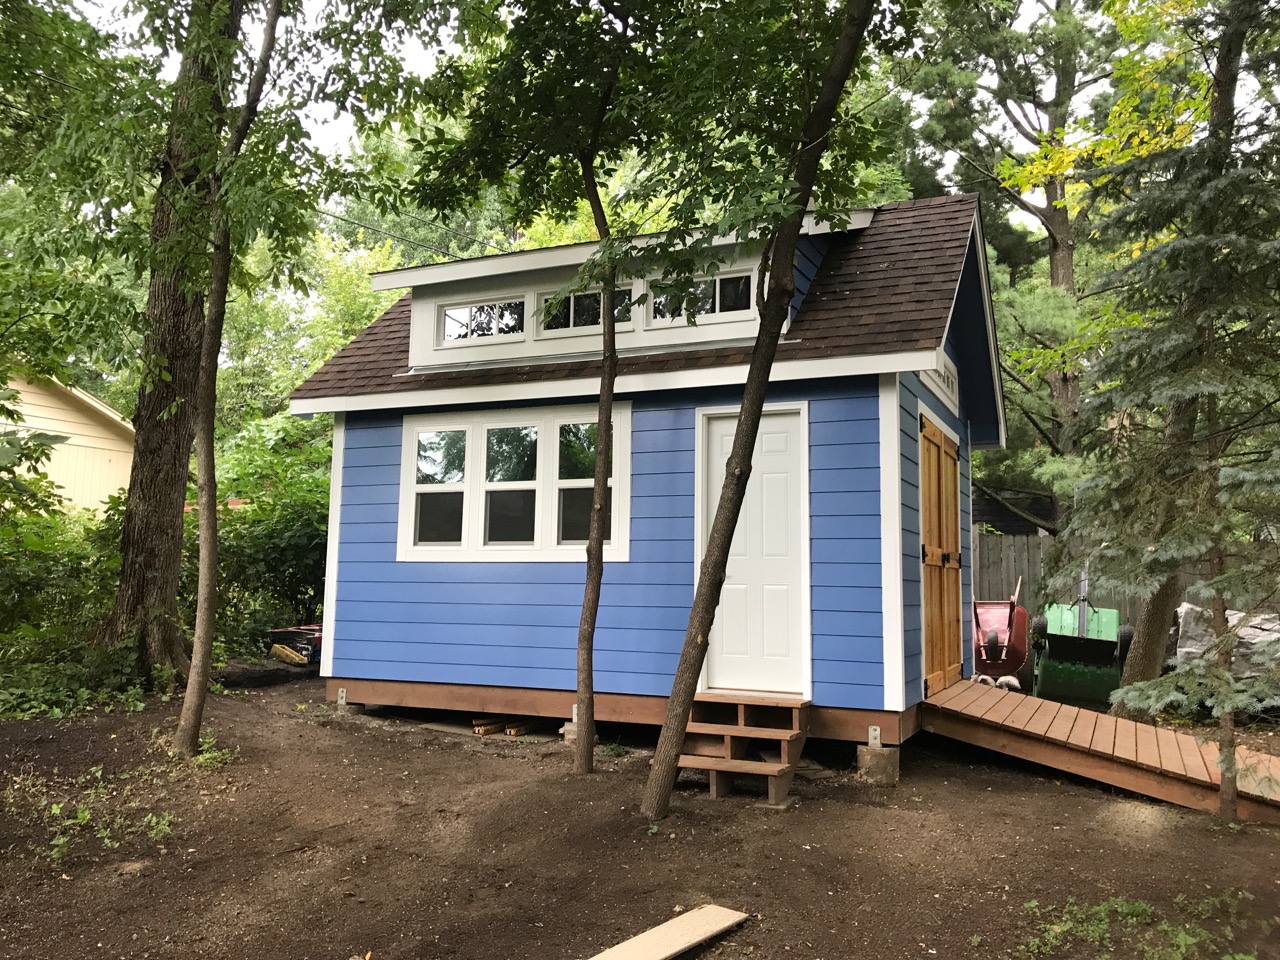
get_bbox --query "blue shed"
[290,193,1004,747]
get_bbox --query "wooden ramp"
[922,681,1280,825]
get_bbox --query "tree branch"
[974,479,1058,535]
[224,0,284,160]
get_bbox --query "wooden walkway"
[921,681,1280,825]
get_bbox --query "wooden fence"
[972,531,1142,624]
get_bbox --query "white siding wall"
[9,378,134,510]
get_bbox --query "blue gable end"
[329,378,887,711]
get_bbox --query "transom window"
[397,403,631,562]
[544,289,634,331]
[442,299,525,340]
[652,274,752,322]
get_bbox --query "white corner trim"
[878,374,905,713]
[320,413,344,678]
[288,350,939,416]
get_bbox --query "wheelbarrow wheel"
[1116,624,1134,666]
[1030,615,1048,650]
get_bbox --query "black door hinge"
[921,542,928,563]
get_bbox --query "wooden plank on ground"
[1022,699,1061,738]
[1067,710,1098,751]
[1045,705,1080,743]
[1090,713,1117,756]
[1113,719,1139,763]
[1003,695,1042,732]
[1176,732,1212,785]
[1135,724,1161,771]
[589,905,749,960]
[1238,749,1280,802]
[1155,727,1186,778]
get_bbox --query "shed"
[6,376,134,511]
[290,193,1004,747]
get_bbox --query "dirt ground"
[1,673,1277,960]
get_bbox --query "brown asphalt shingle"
[291,193,978,402]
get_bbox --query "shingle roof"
[291,193,979,402]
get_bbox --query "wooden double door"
[921,415,962,697]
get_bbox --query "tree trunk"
[173,0,280,758]
[640,0,876,821]
[1113,573,1182,710]
[174,224,231,759]
[1042,178,1076,296]
[94,0,246,681]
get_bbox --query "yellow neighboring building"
[8,376,134,510]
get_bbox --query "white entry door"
[703,408,807,695]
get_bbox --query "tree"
[415,0,672,774]
[909,1,1123,529]
[639,0,909,819]
[1061,0,1279,814]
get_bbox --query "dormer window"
[542,289,634,333]
[651,273,753,323]
[443,299,525,341]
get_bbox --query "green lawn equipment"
[1031,564,1133,711]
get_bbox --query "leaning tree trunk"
[174,225,231,758]
[174,0,281,758]
[640,0,876,821]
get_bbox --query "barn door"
[920,415,962,697]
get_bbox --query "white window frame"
[396,402,632,563]
[645,270,756,328]
[535,284,638,341]
[436,293,533,349]
[405,423,472,551]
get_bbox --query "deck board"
[921,681,1279,826]
[1135,724,1161,770]
[1022,699,1061,738]
[1155,727,1186,778]
[1067,710,1098,751]
[1113,719,1139,763]
[1090,714,1117,756]
[1004,695,1042,732]
[1045,705,1080,743]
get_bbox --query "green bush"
[179,413,331,657]
[0,502,141,717]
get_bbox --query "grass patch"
[1019,892,1266,959]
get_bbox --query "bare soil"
[1,675,1277,960]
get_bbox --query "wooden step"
[677,755,789,777]
[685,722,803,741]
[694,691,809,708]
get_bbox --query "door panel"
[705,410,806,694]
[921,415,962,696]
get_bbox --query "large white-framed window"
[397,402,632,562]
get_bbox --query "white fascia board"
[287,348,937,416]
[368,210,876,292]
[969,213,1008,448]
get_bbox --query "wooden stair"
[679,692,811,805]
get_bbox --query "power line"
[319,209,460,262]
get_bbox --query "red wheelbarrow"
[973,577,1031,690]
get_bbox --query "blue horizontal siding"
[330,379,884,710]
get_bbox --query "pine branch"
[974,479,1058,535]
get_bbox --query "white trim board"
[877,374,905,712]
[320,413,345,678]
[289,350,940,416]
[370,211,875,291]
